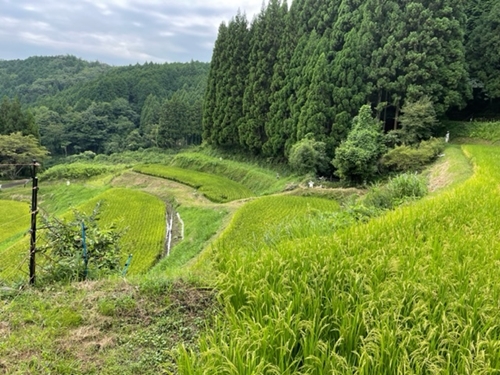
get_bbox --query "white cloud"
[0,0,268,64]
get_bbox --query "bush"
[288,137,329,175]
[399,96,438,145]
[362,173,427,210]
[40,163,119,180]
[38,203,122,283]
[333,105,386,183]
[381,138,445,172]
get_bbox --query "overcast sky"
[0,0,265,66]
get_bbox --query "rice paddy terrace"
[179,144,500,374]
[1,142,500,373]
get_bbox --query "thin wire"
[0,212,30,227]
[0,257,30,314]
[0,164,37,167]
[0,254,29,283]
[0,234,29,258]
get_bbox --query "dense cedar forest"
[0,56,209,156]
[1,0,499,175]
[203,0,500,162]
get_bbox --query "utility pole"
[29,159,39,285]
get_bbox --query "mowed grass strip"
[133,164,254,203]
[78,188,166,275]
[180,145,500,374]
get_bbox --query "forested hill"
[203,0,500,160]
[0,56,210,156]
[0,55,111,104]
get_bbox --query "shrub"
[38,203,122,283]
[381,138,445,172]
[288,136,329,175]
[362,173,427,210]
[40,163,118,180]
[399,96,438,145]
[333,105,386,183]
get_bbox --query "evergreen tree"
[297,52,333,142]
[218,12,250,146]
[202,22,228,144]
[239,0,284,153]
[139,94,161,144]
[264,0,296,157]
[466,0,500,99]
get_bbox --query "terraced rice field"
[133,164,254,203]
[180,145,500,374]
[0,200,31,282]
[78,188,166,275]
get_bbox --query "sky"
[0,0,265,66]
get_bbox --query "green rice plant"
[0,200,31,283]
[180,144,500,374]
[77,188,166,275]
[0,200,30,245]
[171,152,295,195]
[133,164,254,203]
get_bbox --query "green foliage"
[38,203,122,282]
[0,132,49,179]
[171,152,291,195]
[362,173,428,210]
[288,136,329,175]
[134,164,254,203]
[0,97,39,138]
[399,96,438,145]
[381,138,445,172]
[443,121,500,143]
[466,0,500,99]
[333,105,386,183]
[0,55,111,104]
[40,162,120,181]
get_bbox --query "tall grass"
[444,121,500,143]
[179,144,500,374]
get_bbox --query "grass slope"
[133,164,254,203]
[180,144,500,374]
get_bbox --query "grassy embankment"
[179,143,500,374]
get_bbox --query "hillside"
[0,56,209,157]
[0,55,111,104]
